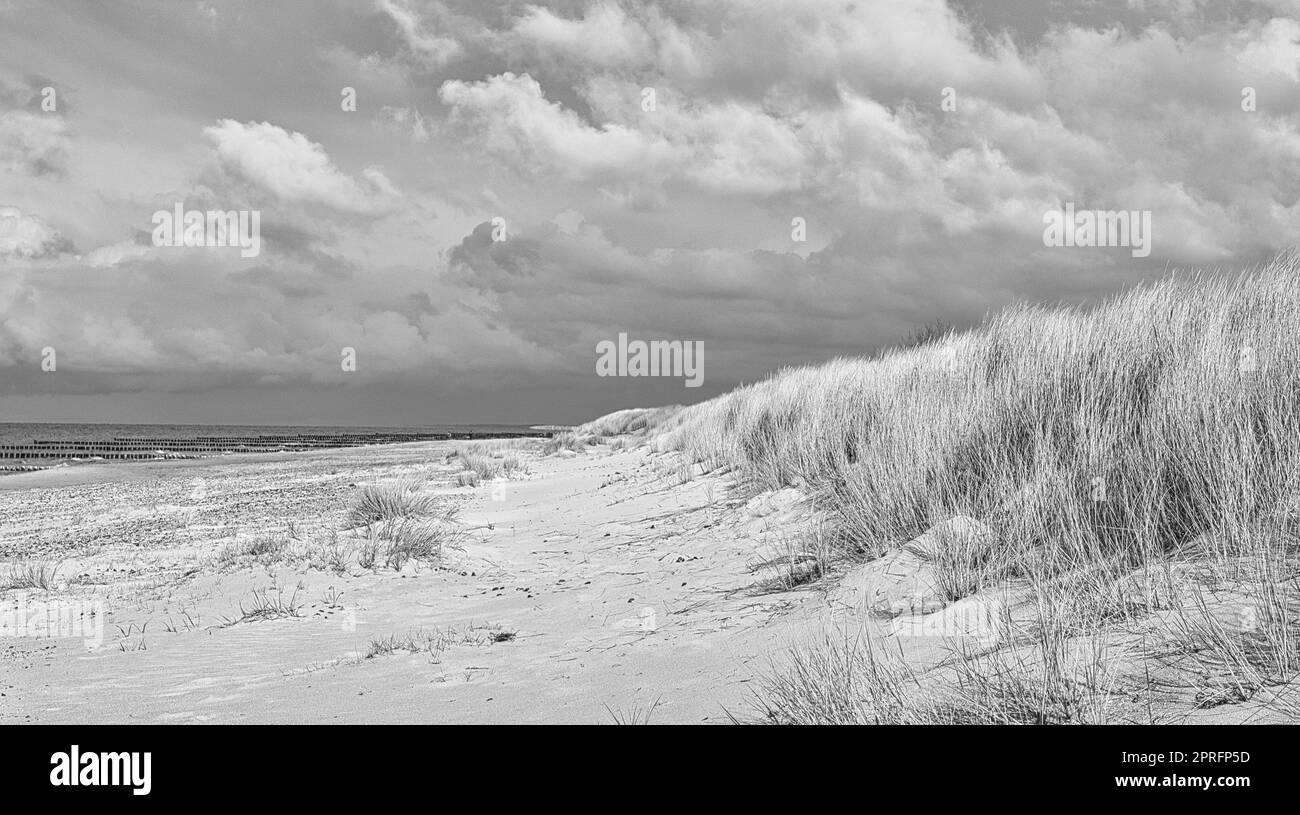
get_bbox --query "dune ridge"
[574,258,1300,723]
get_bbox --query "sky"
[1,0,1299,426]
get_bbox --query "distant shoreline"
[0,427,552,478]
[0,420,552,431]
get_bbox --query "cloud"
[0,109,69,176]
[439,72,822,196]
[436,2,1300,267]
[441,217,984,378]
[379,105,430,143]
[510,1,657,69]
[377,0,462,67]
[83,237,151,268]
[500,0,1034,105]
[1238,16,1300,81]
[0,206,73,259]
[440,72,680,181]
[5,0,1300,419]
[0,223,556,389]
[203,119,400,213]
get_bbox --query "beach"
[0,440,838,724]
[4,418,1296,726]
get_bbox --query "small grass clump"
[222,584,304,626]
[541,432,586,456]
[459,453,500,480]
[351,508,465,571]
[748,526,834,595]
[343,482,437,529]
[216,536,289,569]
[2,561,59,591]
[303,531,352,573]
[456,470,479,487]
[362,623,512,660]
[752,634,944,725]
[448,442,529,482]
[605,697,663,725]
[378,518,452,570]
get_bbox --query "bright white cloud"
[0,205,71,259]
[1238,17,1300,80]
[511,2,656,68]
[439,73,681,180]
[203,119,400,213]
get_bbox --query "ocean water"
[0,422,545,471]
[0,422,541,446]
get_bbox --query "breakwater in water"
[0,423,547,472]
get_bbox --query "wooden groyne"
[0,429,547,469]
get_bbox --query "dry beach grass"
[583,259,1300,723]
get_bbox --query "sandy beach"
[0,440,853,724]
[5,417,1295,726]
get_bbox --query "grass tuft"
[343,482,438,529]
[362,623,512,660]
[2,560,59,591]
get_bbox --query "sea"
[0,422,544,446]
[0,422,550,473]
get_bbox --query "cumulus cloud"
[436,0,1300,269]
[203,120,400,213]
[439,72,826,196]
[440,73,680,181]
[0,206,73,259]
[510,1,658,69]
[1238,17,1300,80]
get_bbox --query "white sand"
[0,441,854,724]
